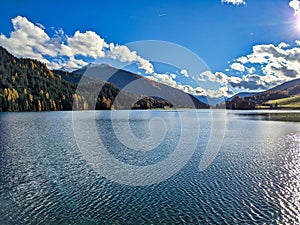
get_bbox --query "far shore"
[233,111,300,122]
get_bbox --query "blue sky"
[1,0,300,97]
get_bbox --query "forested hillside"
[225,78,300,110]
[0,46,172,111]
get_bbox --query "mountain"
[268,78,300,93]
[227,91,260,101]
[226,78,300,110]
[265,94,300,109]
[71,64,209,109]
[0,46,173,111]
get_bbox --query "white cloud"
[222,41,300,94]
[196,68,293,95]
[195,71,240,97]
[177,84,207,96]
[0,16,155,74]
[221,0,246,6]
[289,0,300,15]
[48,56,88,71]
[108,44,139,62]
[136,56,154,74]
[66,31,108,58]
[230,62,255,74]
[185,40,300,97]
[0,16,55,63]
[145,71,229,98]
[230,62,245,72]
[229,74,284,90]
[151,73,178,87]
[236,56,248,64]
[246,67,255,74]
[206,87,232,98]
[0,16,105,68]
[170,73,176,79]
[234,42,300,79]
[198,71,241,85]
[246,44,286,64]
[107,44,154,74]
[278,42,290,49]
[180,69,189,77]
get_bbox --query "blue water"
[0,110,299,224]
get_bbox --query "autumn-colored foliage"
[0,46,173,111]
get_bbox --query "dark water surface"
[0,110,299,224]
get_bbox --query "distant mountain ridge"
[70,63,209,109]
[268,78,300,92]
[226,78,300,110]
[227,91,261,101]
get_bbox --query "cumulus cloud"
[0,16,55,63]
[177,85,206,96]
[0,16,155,74]
[196,67,294,96]
[136,56,154,74]
[108,44,139,62]
[66,31,108,58]
[198,71,241,85]
[230,62,245,72]
[289,0,300,15]
[222,41,300,93]
[236,56,248,64]
[180,69,189,77]
[221,0,246,6]
[145,72,228,97]
[206,87,234,98]
[151,73,178,87]
[108,44,154,74]
[234,42,300,79]
[229,74,283,90]
[174,39,300,97]
[194,71,239,97]
[247,67,256,74]
[278,42,290,49]
[48,56,88,71]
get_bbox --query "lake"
[0,110,299,224]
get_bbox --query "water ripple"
[0,111,299,224]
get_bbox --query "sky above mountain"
[1,0,300,98]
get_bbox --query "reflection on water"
[233,110,300,122]
[0,110,299,224]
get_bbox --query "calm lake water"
[0,110,299,224]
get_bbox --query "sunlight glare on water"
[0,111,299,224]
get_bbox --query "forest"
[0,46,172,111]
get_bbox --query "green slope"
[266,94,300,109]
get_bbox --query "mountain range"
[0,46,208,112]
[225,78,300,110]
[1,45,300,112]
[70,63,208,109]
